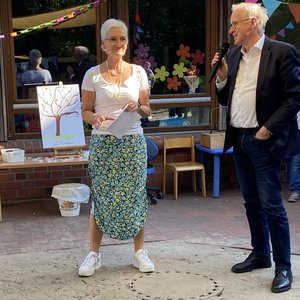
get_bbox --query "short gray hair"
[74,46,90,57]
[100,18,128,40]
[232,2,269,34]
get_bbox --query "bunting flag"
[277,28,285,37]
[8,0,104,38]
[288,3,300,23]
[135,0,143,25]
[133,0,143,45]
[286,21,295,29]
[262,0,281,17]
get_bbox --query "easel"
[53,146,85,159]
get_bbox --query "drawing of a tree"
[38,85,81,136]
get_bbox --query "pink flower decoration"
[191,50,205,65]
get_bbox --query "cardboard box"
[200,132,225,149]
[1,148,25,163]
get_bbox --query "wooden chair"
[163,136,206,200]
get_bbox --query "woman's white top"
[82,64,149,136]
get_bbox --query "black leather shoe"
[271,270,292,293]
[231,253,271,273]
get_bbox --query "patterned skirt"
[88,134,148,240]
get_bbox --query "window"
[3,0,222,139]
[128,0,213,133]
[128,0,206,96]
[12,0,97,135]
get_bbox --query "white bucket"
[51,183,90,217]
[57,199,80,217]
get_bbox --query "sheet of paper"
[106,109,141,138]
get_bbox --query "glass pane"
[129,0,206,96]
[143,106,210,128]
[12,0,96,100]
[15,112,41,133]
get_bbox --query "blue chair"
[146,137,163,204]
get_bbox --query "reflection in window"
[143,106,210,128]
[12,0,96,100]
[129,0,206,96]
[15,113,41,133]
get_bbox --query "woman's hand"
[123,101,140,112]
[93,114,114,129]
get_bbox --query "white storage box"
[1,148,25,163]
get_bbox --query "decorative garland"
[0,0,105,39]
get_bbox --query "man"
[67,46,94,89]
[212,2,300,294]
[287,112,300,203]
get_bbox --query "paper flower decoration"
[172,62,188,78]
[191,50,205,65]
[167,76,182,91]
[154,66,169,81]
[134,43,150,58]
[176,44,191,61]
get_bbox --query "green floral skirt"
[88,134,148,240]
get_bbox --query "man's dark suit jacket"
[71,59,95,88]
[217,37,300,160]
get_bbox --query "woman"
[79,19,154,277]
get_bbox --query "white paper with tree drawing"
[37,84,85,149]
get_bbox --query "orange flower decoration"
[176,44,190,61]
[167,76,182,91]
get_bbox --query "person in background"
[144,61,155,90]
[21,49,52,84]
[212,2,300,294]
[66,46,94,89]
[79,18,154,277]
[287,111,300,202]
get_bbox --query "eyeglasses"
[105,37,127,46]
[230,18,251,29]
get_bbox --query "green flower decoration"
[172,62,188,78]
[154,66,169,81]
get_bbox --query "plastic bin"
[51,183,90,217]
[1,148,25,163]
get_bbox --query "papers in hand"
[106,108,141,138]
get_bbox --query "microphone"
[208,42,230,82]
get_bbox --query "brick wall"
[0,134,237,204]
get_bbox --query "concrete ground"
[0,187,300,299]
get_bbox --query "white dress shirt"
[217,35,265,128]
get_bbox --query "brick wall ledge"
[0,132,202,154]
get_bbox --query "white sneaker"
[133,249,155,273]
[78,251,101,277]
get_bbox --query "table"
[0,155,88,222]
[195,144,233,198]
